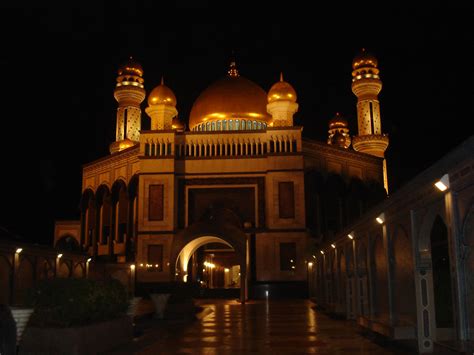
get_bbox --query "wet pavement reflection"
[116,299,415,354]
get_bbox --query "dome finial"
[228,61,239,77]
[280,72,284,82]
[228,50,239,77]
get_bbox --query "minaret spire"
[110,57,145,154]
[351,49,389,192]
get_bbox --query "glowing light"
[312,255,316,259]
[320,250,324,255]
[139,263,144,267]
[224,268,230,273]
[308,262,313,267]
[130,264,136,271]
[291,266,296,269]
[265,290,269,297]
[155,264,159,268]
[15,248,22,254]
[331,244,336,249]
[348,233,354,240]
[435,174,449,191]
[57,254,63,259]
[87,258,92,263]
[376,213,385,224]
[290,259,294,263]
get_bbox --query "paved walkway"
[107,299,416,354]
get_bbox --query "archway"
[463,205,474,340]
[430,215,454,339]
[170,220,248,302]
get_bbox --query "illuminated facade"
[56,53,387,301]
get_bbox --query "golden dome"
[118,57,143,77]
[189,72,270,130]
[328,112,348,129]
[268,73,297,103]
[148,77,177,107]
[352,49,378,70]
[172,116,185,131]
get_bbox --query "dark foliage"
[28,278,128,327]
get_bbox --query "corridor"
[132,299,415,354]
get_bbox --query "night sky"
[0,2,472,244]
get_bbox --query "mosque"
[54,51,388,301]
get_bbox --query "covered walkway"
[109,299,416,354]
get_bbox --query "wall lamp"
[347,233,354,240]
[15,248,23,254]
[435,174,449,192]
[331,244,336,249]
[320,250,324,255]
[376,213,385,225]
[57,253,63,259]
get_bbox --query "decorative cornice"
[302,138,382,164]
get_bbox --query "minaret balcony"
[352,134,389,158]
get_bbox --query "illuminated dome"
[189,63,270,131]
[172,116,185,131]
[328,112,349,130]
[148,78,177,107]
[352,48,378,70]
[118,56,143,77]
[268,73,297,103]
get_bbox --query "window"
[148,244,163,271]
[280,242,296,271]
[279,182,295,218]
[148,184,164,221]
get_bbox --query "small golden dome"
[148,77,177,107]
[352,49,378,70]
[189,72,270,130]
[118,57,143,77]
[172,116,185,131]
[329,112,348,129]
[268,73,297,103]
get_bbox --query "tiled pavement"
[105,299,417,354]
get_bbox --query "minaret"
[110,57,145,154]
[327,112,351,148]
[145,77,178,130]
[351,49,389,192]
[267,73,299,127]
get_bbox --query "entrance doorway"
[170,221,248,302]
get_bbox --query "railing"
[142,131,300,158]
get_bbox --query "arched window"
[206,122,210,131]
[247,121,252,130]
[253,121,257,130]
[229,120,233,130]
[257,122,262,130]
[217,121,221,130]
[235,119,240,130]
[211,122,216,131]
[223,120,227,130]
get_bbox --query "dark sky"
[1,2,473,244]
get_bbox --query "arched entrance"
[170,220,248,302]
